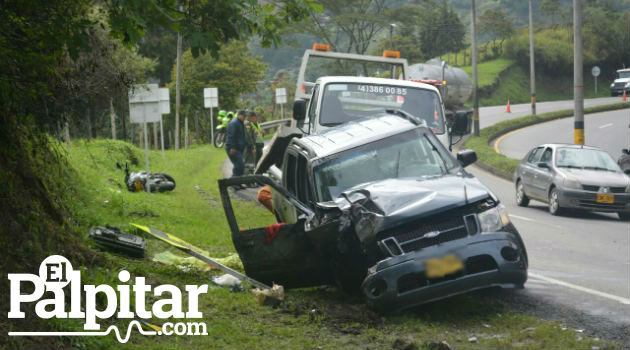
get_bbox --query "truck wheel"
[515,180,529,207]
[618,211,630,221]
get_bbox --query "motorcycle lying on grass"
[116,162,176,192]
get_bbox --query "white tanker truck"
[408,59,473,120]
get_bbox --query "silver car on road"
[513,144,630,220]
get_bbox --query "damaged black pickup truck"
[218,113,528,312]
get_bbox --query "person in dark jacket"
[225,110,247,177]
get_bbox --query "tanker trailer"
[408,59,473,135]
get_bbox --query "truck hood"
[613,78,630,84]
[335,175,491,245]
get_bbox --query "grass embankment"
[477,65,613,106]
[464,102,630,180]
[460,58,516,90]
[4,139,620,349]
[455,58,612,107]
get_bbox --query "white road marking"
[510,214,535,222]
[528,272,630,305]
[599,123,613,129]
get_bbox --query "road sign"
[204,88,218,108]
[159,88,170,114]
[276,88,287,104]
[591,66,600,77]
[129,84,161,124]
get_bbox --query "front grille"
[379,212,479,255]
[614,82,627,88]
[400,226,468,252]
[578,200,626,210]
[582,185,626,193]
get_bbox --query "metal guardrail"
[259,118,291,130]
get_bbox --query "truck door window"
[296,155,313,205]
[285,153,297,195]
[308,84,320,121]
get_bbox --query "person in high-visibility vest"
[243,111,257,167]
[218,110,227,124]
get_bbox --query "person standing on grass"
[225,110,247,177]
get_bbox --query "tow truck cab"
[292,76,470,150]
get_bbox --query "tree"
[539,0,564,27]
[304,0,393,54]
[169,40,267,142]
[0,0,318,298]
[138,27,179,85]
[478,9,515,56]
[371,35,425,63]
[385,0,466,61]
[58,9,156,140]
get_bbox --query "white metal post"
[210,107,214,146]
[160,118,165,159]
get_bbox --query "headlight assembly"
[563,177,581,190]
[478,203,510,233]
[625,82,630,88]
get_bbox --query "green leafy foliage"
[166,40,268,142]
[106,0,318,58]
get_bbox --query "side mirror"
[622,149,629,155]
[450,111,472,137]
[292,99,307,121]
[457,149,477,168]
[537,162,550,169]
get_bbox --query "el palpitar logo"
[8,255,209,343]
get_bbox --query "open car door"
[218,176,339,289]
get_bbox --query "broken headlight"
[478,203,510,233]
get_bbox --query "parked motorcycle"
[117,162,176,192]
[214,111,234,148]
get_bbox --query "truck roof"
[617,68,630,72]
[314,76,441,93]
[294,114,421,159]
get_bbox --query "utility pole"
[573,0,584,145]
[528,0,536,116]
[174,6,183,151]
[471,0,480,136]
[389,23,397,49]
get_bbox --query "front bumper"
[557,189,630,213]
[611,87,629,95]
[361,232,527,313]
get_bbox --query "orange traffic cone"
[506,98,511,113]
[623,90,627,102]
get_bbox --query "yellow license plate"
[425,255,464,279]
[596,193,614,204]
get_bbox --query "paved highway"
[478,96,623,129]
[472,100,630,340]
[497,108,630,161]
